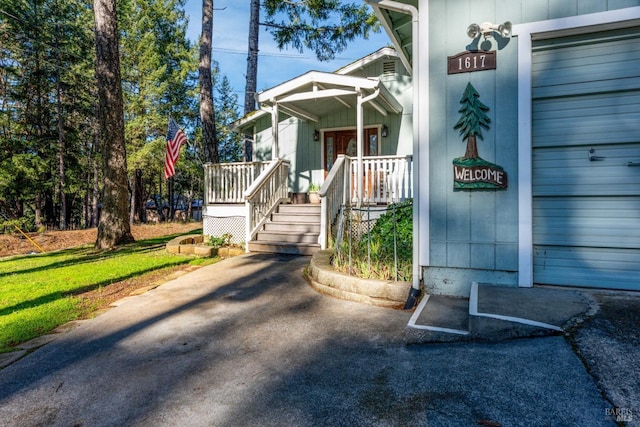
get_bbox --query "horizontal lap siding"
[532,27,640,290]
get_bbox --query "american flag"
[165,116,187,179]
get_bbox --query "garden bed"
[306,249,411,309]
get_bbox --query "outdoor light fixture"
[467,21,512,39]
[381,124,388,137]
[313,130,320,141]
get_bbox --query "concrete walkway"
[0,254,628,426]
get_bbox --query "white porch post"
[271,101,279,160]
[356,90,364,207]
[356,88,382,207]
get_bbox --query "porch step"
[255,231,319,244]
[263,222,320,233]
[250,202,321,255]
[248,241,320,256]
[271,212,321,223]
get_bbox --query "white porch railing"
[204,161,271,204]
[318,155,413,249]
[318,155,349,249]
[349,155,413,204]
[244,159,290,244]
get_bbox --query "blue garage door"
[532,26,640,290]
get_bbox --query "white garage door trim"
[513,7,640,287]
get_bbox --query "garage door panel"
[533,91,640,146]
[533,33,639,65]
[533,91,639,120]
[533,204,640,249]
[533,144,640,195]
[534,225,640,249]
[534,196,640,218]
[534,246,640,289]
[533,72,640,98]
[533,30,640,92]
[533,124,640,147]
[533,246,640,290]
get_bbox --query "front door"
[323,128,379,172]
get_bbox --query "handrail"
[319,155,349,249]
[244,159,290,244]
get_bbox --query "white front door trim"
[513,7,640,287]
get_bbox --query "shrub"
[333,200,413,281]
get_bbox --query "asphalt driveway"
[0,254,625,426]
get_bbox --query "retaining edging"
[306,249,411,309]
[166,235,215,257]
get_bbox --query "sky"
[183,1,392,102]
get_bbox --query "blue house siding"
[427,0,521,295]
[424,0,640,295]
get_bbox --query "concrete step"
[405,282,595,343]
[263,222,320,233]
[248,240,320,256]
[405,295,471,343]
[255,231,318,244]
[271,212,320,223]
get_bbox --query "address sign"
[448,51,496,74]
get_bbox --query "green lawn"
[0,230,215,353]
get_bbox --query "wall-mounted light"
[381,124,388,138]
[467,21,512,39]
[313,130,320,141]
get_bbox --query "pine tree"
[215,73,242,163]
[119,0,196,222]
[262,0,380,61]
[0,0,95,229]
[453,82,491,160]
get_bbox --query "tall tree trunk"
[34,192,43,229]
[244,0,259,115]
[92,141,100,228]
[242,0,259,161]
[199,0,218,164]
[464,135,479,159]
[55,25,67,230]
[93,0,134,248]
[129,169,144,223]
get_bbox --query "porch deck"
[203,155,413,252]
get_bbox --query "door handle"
[588,148,605,161]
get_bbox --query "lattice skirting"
[203,215,246,245]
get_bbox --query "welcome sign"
[453,161,507,189]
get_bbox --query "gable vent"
[383,61,396,76]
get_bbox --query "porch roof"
[233,71,403,132]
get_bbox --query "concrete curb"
[306,249,411,309]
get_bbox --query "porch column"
[356,90,364,206]
[271,101,279,160]
[356,87,382,207]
